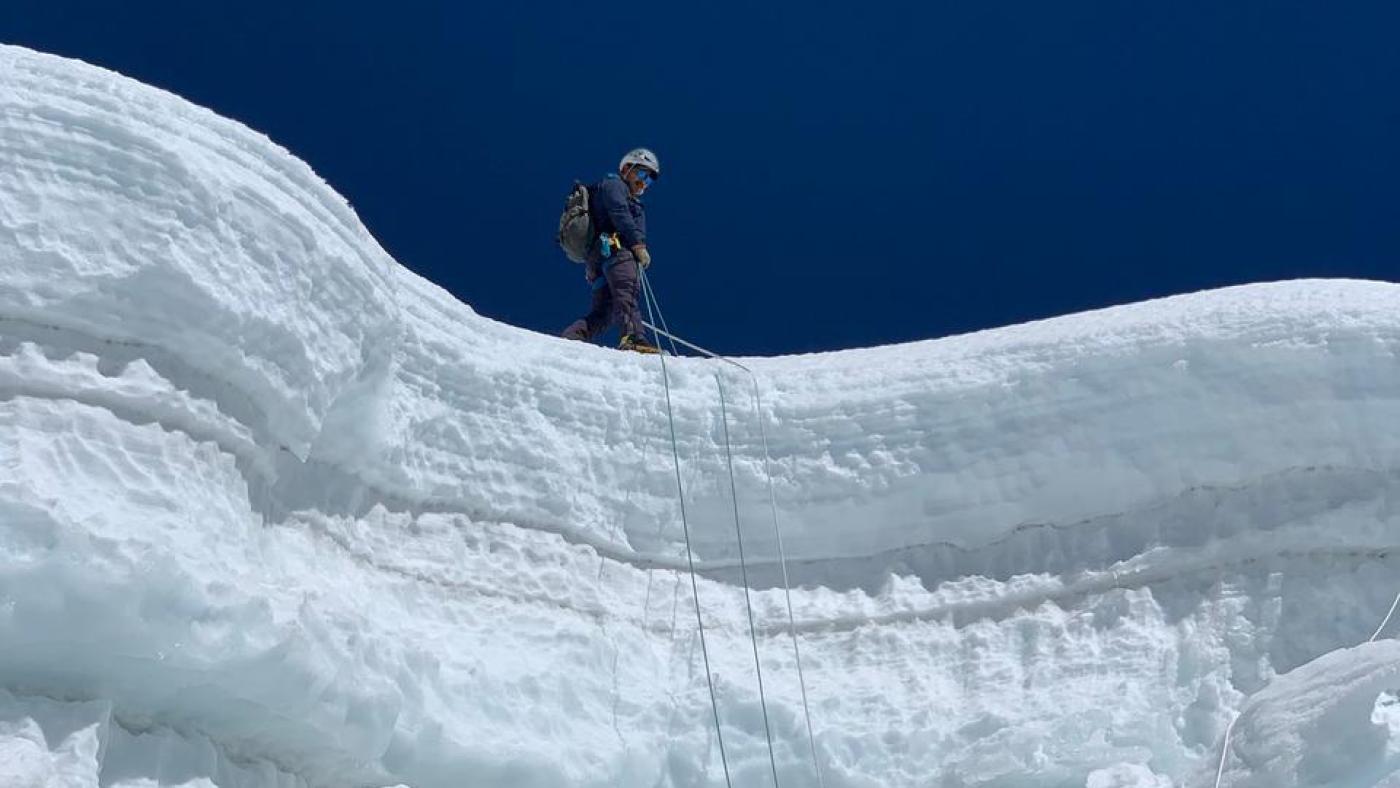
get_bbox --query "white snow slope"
[3,44,1400,788]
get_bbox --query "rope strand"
[639,268,824,786]
[1213,713,1239,788]
[1370,590,1400,642]
[750,377,826,788]
[641,276,733,787]
[717,371,782,786]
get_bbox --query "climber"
[560,148,661,354]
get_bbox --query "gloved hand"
[632,245,651,269]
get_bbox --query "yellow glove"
[632,245,651,269]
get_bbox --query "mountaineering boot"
[619,334,661,354]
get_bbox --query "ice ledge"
[6,46,1400,575]
[7,41,1400,788]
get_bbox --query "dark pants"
[562,251,645,341]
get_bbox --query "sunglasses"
[634,168,656,187]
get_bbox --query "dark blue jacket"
[589,174,646,252]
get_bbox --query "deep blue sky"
[6,2,1398,355]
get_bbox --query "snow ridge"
[4,44,1400,787]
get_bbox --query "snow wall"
[4,44,1400,787]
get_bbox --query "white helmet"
[619,147,661,178]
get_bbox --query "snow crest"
[4,44,1400,787]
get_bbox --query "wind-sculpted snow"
[0,45,399,461]
[4,44,1400,787]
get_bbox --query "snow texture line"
[770,544,1400,637]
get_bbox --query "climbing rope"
[639,268,825,786]
[640,276,733,788]
[748,376,827,788]
[1370,590,1400,643]
[716,371,783,786]
[1212,713,1239,788]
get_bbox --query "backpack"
[556,181,593,263]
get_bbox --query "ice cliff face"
[4,44,1400,787]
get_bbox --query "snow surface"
[3,43,1400,787]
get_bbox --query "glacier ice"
[3,43,1400,787]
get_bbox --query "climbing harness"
[600,232,622,259]
[639,268,826,788]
